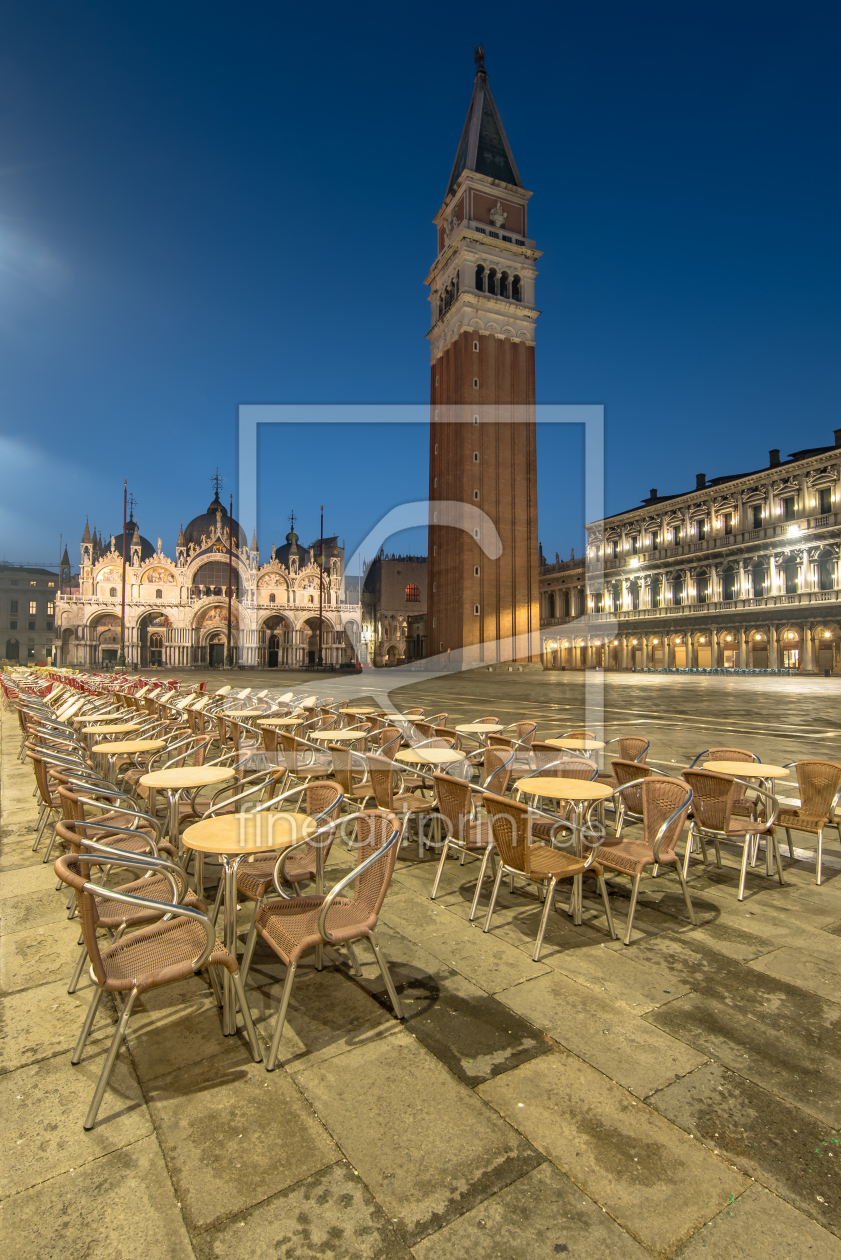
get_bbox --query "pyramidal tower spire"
[425,49,540,664]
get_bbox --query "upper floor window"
[269,593,276,604]
[672,525,681,545]
[405,583,420,602]
[511,275,522,301]
[697,519,706,541]
[783,496,795,521]
[155,589,163,600]
[47,601,55,615]
[751,504,763,528]
[723,512,733,535]
[819,487,832,514]
[610,540,618,560]
[475,264,485,292]
[109,587,117,597]
[499,270,510,298]
[487,267,497,296]
[630,535,638,555]
[10,600,18,614]
[29,600,37,615]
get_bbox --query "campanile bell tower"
[426,49,541,663]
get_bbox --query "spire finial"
[127,492,138,523]
[288,508,296,533]
[474,45,486,75]
[211,468,223,500]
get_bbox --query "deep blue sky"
[1,2,839,567]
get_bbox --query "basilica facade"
[55,492,364,669]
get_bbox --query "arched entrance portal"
[260,615,294,668]
[208,632,226,667]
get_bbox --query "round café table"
[139,766,235,848]
[182,811,316,1033]
[545,738,605,758]
[258,715,306,727]
[92,738,164,783]
[339,707,377,716]
[312,729,368,742]
[456,723,504,734]
[515,776,613,924]
[81,722,142,752]
[224,709,269,718]
[396,747,465,766]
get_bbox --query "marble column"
[737,627,747,669]
[803,621,815,672]
[768,623,778,669]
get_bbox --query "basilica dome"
[111,518,156,563]
[183,492,247,550]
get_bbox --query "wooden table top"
[82,723,142,735]
[456,723,505,734]
[545,738,605,752]
[701,762,790,778]
[182,811,316,854]
[92,739,165,754]
[139,766,235,790]
[397,747,465,765]
[75,712,131,724]
[258,715,305,726]
[223,709,268,719]
[516,776,613,802]
[313,729,368,741]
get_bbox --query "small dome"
[111,518,156,563]
[183,492,247,550]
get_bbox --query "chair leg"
[533,877,558,962]
[785,827,794,859]
[68,944,89,994]
[369,930,405,1019]
[83,988,138,1130]
[772,833,785,887]
[817,829,824,886]
[623,873,642,946]
[674,862,697,926]
[738,837,751,900]
[712,838,722,869]
[71,986,105,1063]
[230,970,263,1063]
[682,825,695,878]
[42,824,59,864]
[344,941,363,976]
[32,807,49,851]
[266,960,298,1071]
[468,848,494,921]
[239,900,263,985]
[598,875,618,940]
[483,862,506,934]
[430,840,452,900]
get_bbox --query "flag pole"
[317,505,324,669]
[117,481,127,667]
[225,493,234,668]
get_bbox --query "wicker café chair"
[59,834,207,994]
[247,810,405,1070]
[598,737,651,790]
[329,744,375,808]
[526,758,599,843]
[777,760,841,885]
[55,851,262,1129]
[482,793,616,958]
[56,784,173,860]
[561,729,596,741]
[237,781,345,975]
[26,749,64,851]
[601,777,696,945]
[279,732,332,781]
[612,759,654,836]
[471,747,515,811]
[681,768,783,899]
[431,772,496,919]
[689,747,759,818]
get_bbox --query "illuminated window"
[29,601,36,615]
[405,583,420,603]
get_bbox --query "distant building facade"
[56,493,365,669]
[568,431,841,673]
[362,554,427,667]
[537,549,587,668]
[0,564,61,664]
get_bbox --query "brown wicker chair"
[598,737,651,790]
[366,752,435,850]
[777,760,841,885]
[55,851,261,1129]
[612,759,654,836]
[481,793,615,958]
[247,810,405,1070]
[600,776,696,944]
[471,746,515,810]
[237,781,345,974]
[431,772,495,919]
[681,768,783,899]
[279,732,332,781]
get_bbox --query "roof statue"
[446,48,523,196]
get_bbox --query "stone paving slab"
[673,1182,841,1258]
[144,1042,339,1234]
[0,978,112,1074]
[477,1051,749,1257]
[201,1162,413,1260]
[410,1159,652,1259]
[649,1061,840,1239]
[496,969,708,1098]
[294,1034,543,1245]
[0,1134,197,1260]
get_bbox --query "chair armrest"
[59,819,160,858]
[271,819,340,895]
[733,778,780,829]
[69,844,187,902]
[316,826,400,943]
